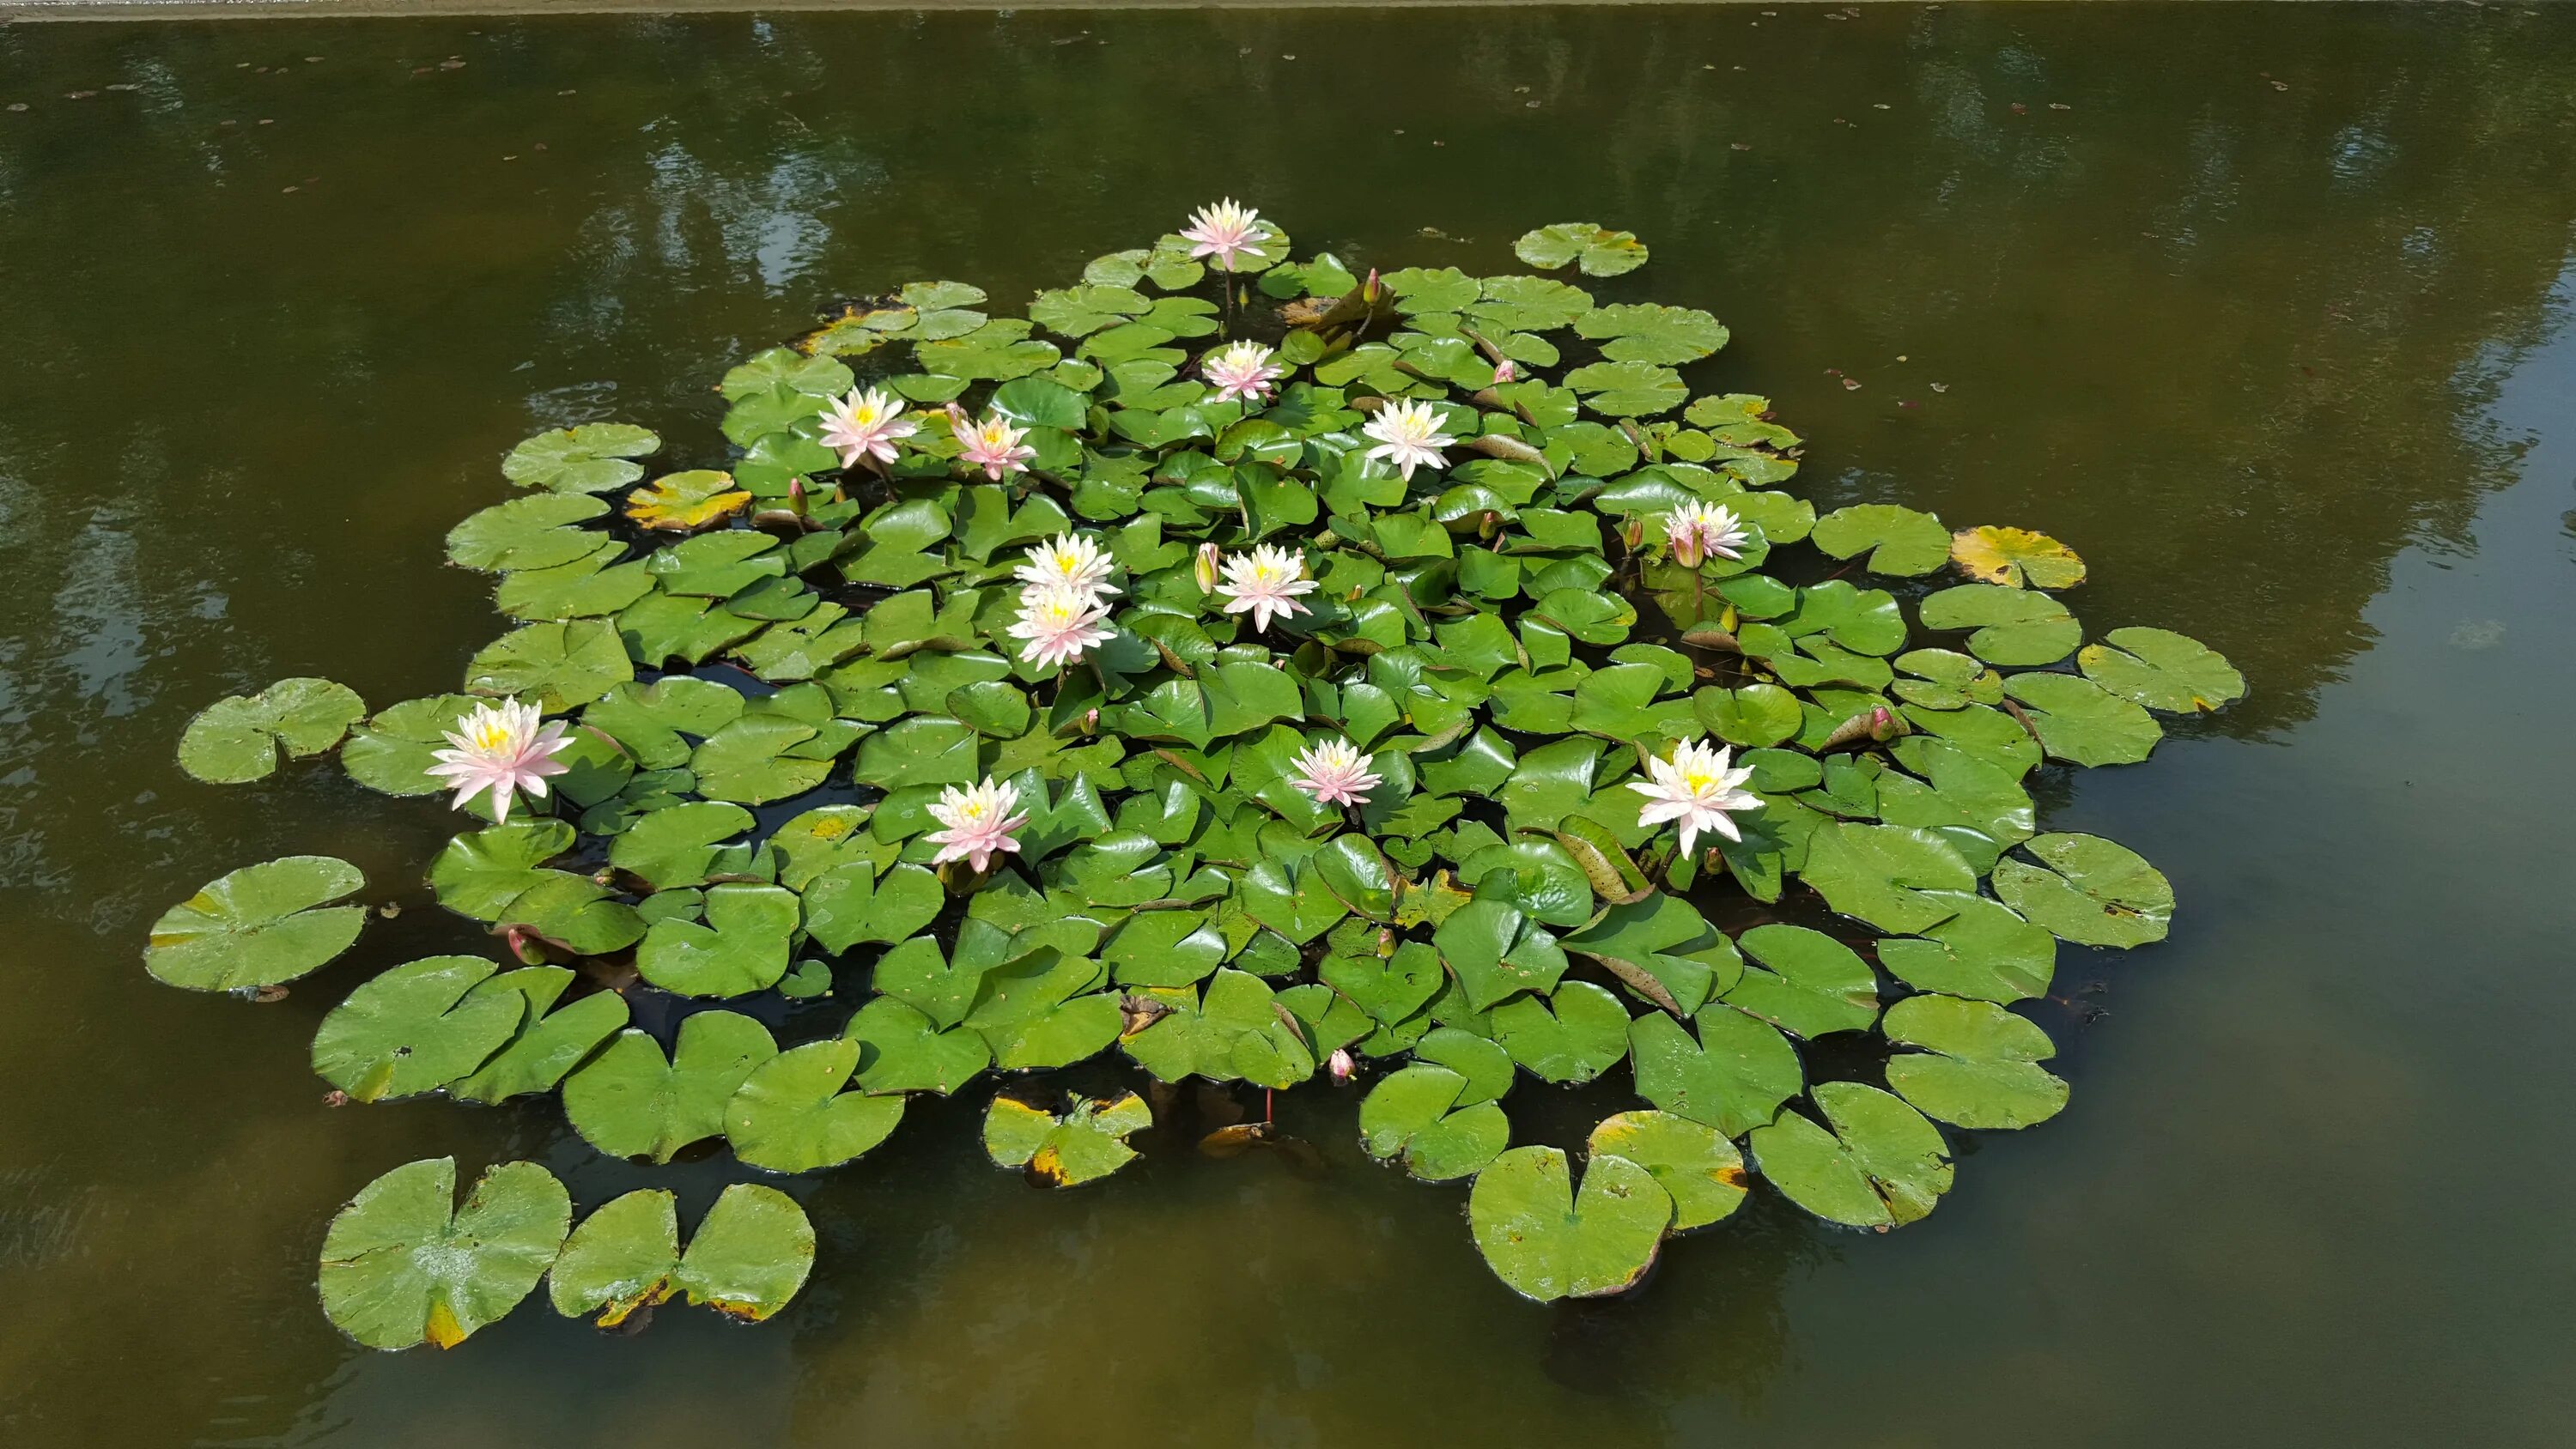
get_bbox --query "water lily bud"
[1492,359,1517,385]
[1328,1047,1357,1083]
[1195,542,1224,594]
[787,476,807,514]
[1625,516,1650,555]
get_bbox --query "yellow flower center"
[471,722,511,750]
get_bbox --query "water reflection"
[0,5,2572,1446]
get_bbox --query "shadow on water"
[1,4,2573,1446]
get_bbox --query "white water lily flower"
[817,386,918,470]
[424,699,573,824]
[1015,532,1119,599]
[1664,499,1750,568]
[1214,543,1318,633]
[925,776,1030,874]
[1180,198,1265,271]
[1202,340,1285,403]
[1628,737,1761,855]
[1008,584,1116,669]
[1288,737,1382,808]
[1361,398,1457,482]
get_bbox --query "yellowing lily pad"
[626,470,752,531]
[1951,524,2087,589]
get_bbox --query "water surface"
[3,5,2573,1445]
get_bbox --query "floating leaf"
[1359,1064,1510,1181]
[178,677,365,784]
[319,1158,569,1349]
[635,883,800,997]
[982,1091,1153,1186]
[1992,833,2173,947]
[844,997,991,1095]
[465,620,634,711]
[448,968,630,1104]
[1747,1082,1952,1228]
[2003,672,2161,766]
[144,855,368,991]
[2077,627,2245,712]
[1513,222,1649,278]
[1883,994,2069,1129]
[1725,925,1879,1039]
[1587,1109,1747,1232]
[1950,525,2085,589]
[1572,303,1728,365]
[725,1039,907,1172]
[1628,1004,1802,1137]
[1467,1146,1672,1301]
[502,423,660,494]
[311,955,525,1101]
[563,1011,778,1163]
[1875,894,2057,1003]
[626,470,751,531]
[1917,585,2081,667]
[1797,822,1978,934]
[1810,505,1951,577]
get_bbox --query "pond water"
[3,3,2574,1445]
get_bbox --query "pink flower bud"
[1328,1048,1357,1083]
[1492,359,1517,385]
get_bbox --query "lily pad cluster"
[158,212,2244,1337]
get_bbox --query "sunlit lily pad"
[1811,505,1951,577]
[1586,1109,1747,1232]
[1991,833,2174,947]
[1513,222,1649,278]
[626,470,752,532]
[1917,585,2081,667]
[982,1091,1152,1186]
[2002,672,2162,766]
[502,422,661,494]
[144,855,368,991]
[2077,627,2245,712]
[635,882,799,997]
[319,1157,569,1349]
[1951,525,2086,589]
[311,954,525,1101]
[447,967,630,1104]
[725,1039,907,1172]
[465,619,633,711]
[564,1011,777,1163]
[1882,994,2069,1129]
[178,676,365,784]
[1360,1064,1511,1181]
[1747,1082,1951,1229]
[1468,1146,1672,1301]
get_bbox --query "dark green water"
[4,3,2574,1444]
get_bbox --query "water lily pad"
[465,619,634,711]
[1434,882,1569,1012]
[343,695,485,796]
[964,949,1122,1070]
[1747,1082,1951,1228]
[1468,1146,1672,1301]
[564,1011,778,1163]
[1874,893,2056,1003]
[311,954,525,1101]
[983,1091,1153,1186]
[1917,585,2081,667]
[2003,672,2161,766]
[626,470,751,532]
[670,1183,816,1320]
[1573,303,1728,366]
[446,492,611,573]
[1725,925,1879,1039]
[319,1157,569,1349]
[1358,1064,1510,1181]
[1810,505,1951,577]
[2077,627,2245,712]
[1882,993,2069,1129]
[801,861,945,953]
[724,1038,907,1172]
[608,801,756,891]
[1490,979,1631,1083]
[844,996,992,1095]
[1513,222,1649,278]
[635,882,799,997]
[1563,891,1733,1016]
[178,677,366,784]
[1991,833,2173,947]
[544,1188,679,1327]
[1587,1109,1747,1231]
[144,855,368,991]
[1797,822,1978,934]
[447,967,630,1103]
[1564,360,1687,418]
[1951,525,2086,589]
[1628,1004,1802,1137]
[502,423,660,494]
[1121,968,1315,1088]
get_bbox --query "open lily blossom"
[817,386,918,470]
[1289,737,1382,808]
[924,776,1030,874]
[1016,532,1120,599]
[1180,198,1265,271]
[1665,499,1750,568]
[1629,737,1762,854]
[1361,398,1457,482]
[1202,340,1285,403]
[1215,543,1318,633]
[946,405,1036,481]
[424,699,573,824]
[1194,542,1224,595]
[1009,584,1117,668]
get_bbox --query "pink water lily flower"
[1361,398,1456,482]
[1180,198,1265,271]
[817,386,918,470]
[1628,737,1762,855]
[1016,532,1119,599]
[1194,543,1224,595]
[424,699,573,824]
[1215,543,1317,633]
[1202,340,1285,403]
[945,404,1036,481]
[1664,500,1750,568]
[925,776,1030,874]
[1008,584,1116,668]
[1289,737,1382,809]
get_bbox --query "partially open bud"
[1669,518,1705,568]
[1492,359,1517,385]
[1195,542,1224,594]
[1328,1047,1357,1084]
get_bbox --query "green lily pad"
[1467,1146,1673,1302]
[1358,1064,1510,1181]
[544,1188,679,1328]
[670,1183,816,1320]
[844,996,992,1095]
[342,695,486,797]
[428,819,570,921]
[465,619,634,711]
[1747,1082,1952,1228]
[1628,1004,1802,1137]
[1809,505,1952,577]
[502,422,661,494]
[2077,627,2245,712]
[982,1091,1154,1186]
[1875,893,2057,1003]
[608,801,757,891]
[1563,891,1733,1017]
[801,862,945,954]
[447,967,630,1104]
[1917,585,2081,667]
[143,855,368,991]
[1433,883,1570,1012]
[1725,925,1880,1039]
[635,882,799,997]
[178,676,366,784]
[563,1011,778,1163]
[1796,822,1978,934]
[1882,993,2069,1129]
[2004,672,2162,766]
[446,492,611,573]
[1587,1109,1747,1232]
[319,1157,570,1349]
[1490,980,1632,1083]
[724,1039,907,1172]
[1991,833,2173,947]
[1564,360,1687,418]
[1513,222,1649,278]
[311,955,525,1101]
